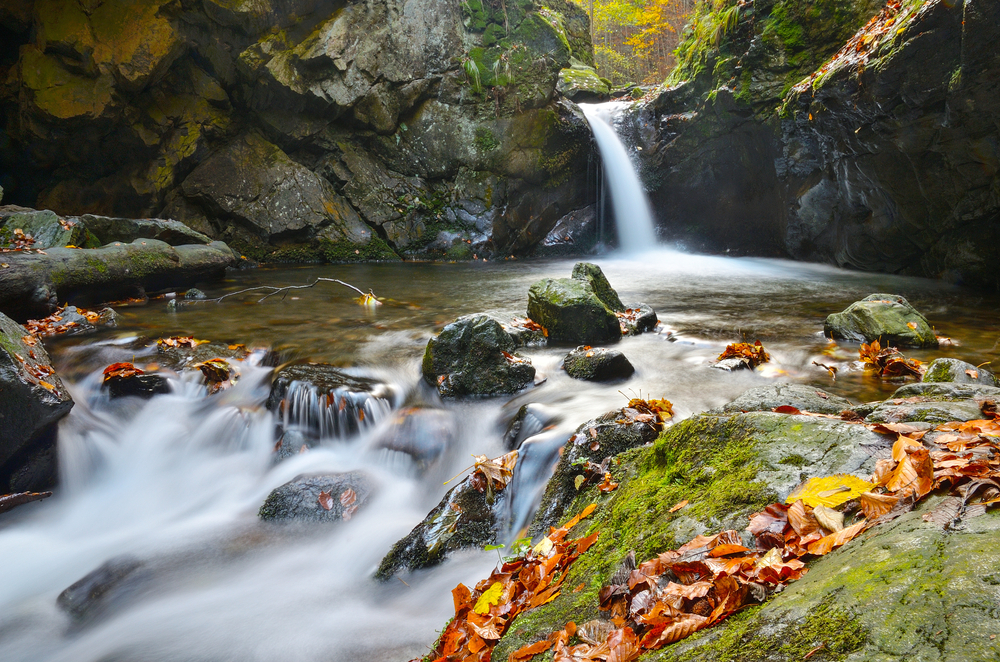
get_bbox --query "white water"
[581,102,659,253]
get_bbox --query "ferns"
[462,58,483,94]
[713,5,740,46]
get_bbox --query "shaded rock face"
[0,0,595,262]
[563,346,634,382]
[258,472,373,523]
[824,294,938,348]
[422,314,535,398]
[627,0,1000,291]
[0,206,211,249]
[503,402,563,450]
[0,312,73,491]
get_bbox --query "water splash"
[580,102,658,254]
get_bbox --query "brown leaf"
[668,499,689,513]
[806,520,866,555]
[772,405,802,415]
[787,500,820,537]
[317,490,333,511]
[859,492,899,519]
[509,639,552,662]
[472,450,519,493]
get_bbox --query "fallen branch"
[188,277,380,306]
[0,491,52,515]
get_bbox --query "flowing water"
[581,102,659,252]
[1,252,999,662]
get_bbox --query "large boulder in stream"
[422,315,536,398]
[922,358,998,387]
[258,472,373,523]
[527,263,624,344]
[0,312,74,492]
[824,294,938,348]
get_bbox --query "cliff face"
[0,0,595,260]
[630,0,999,291]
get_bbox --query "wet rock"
[535,204,599,257]
[184,288,207,300]
[864,382,1000,424]
[258,472,373,523]
[272,429,319,462]
[103,374,172,400]
[563,346,634,382]
[267,364,396,439]
[422,314,535,398]
[823,294,938,348]
[528,407,662,537]
[74,214,211,246]
[922,358,997,386]
[375,472,501,580]
[503,403,563,450]
[618,303,658,336]
[0,312,73,491]
[527,264,622,345]
[156,341,253,372]
[57,556,148,622]
[0,207,99,249]
[713,357,752,371]
[372,406,456,471]
[556,62,610,102]
[716,384,854,415]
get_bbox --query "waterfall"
[580,102,658,253]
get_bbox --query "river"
[0,249,997,662]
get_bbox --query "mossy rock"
[422,314,536,398]
[571,262,626,312]
[494,411,887,659]
[864,382,1000,424]
[563,346,634,382]
[556,64,610,102]
[0,209,100,249]
[527,262,625,345]
[824,294,938,348]
[716,384,854,415]
[922,358,997,387]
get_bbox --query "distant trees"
[573,0,694,86]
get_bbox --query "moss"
[474,127,501,151]
[779,454,808,467]
[320,236,401,262]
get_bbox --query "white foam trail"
[580,102,658,253]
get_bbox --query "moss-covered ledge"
[492,411,886,660]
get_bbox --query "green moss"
[474,127,501,151]
[779,454,808,467]
[320,236,401,262]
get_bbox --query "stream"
[1,250,998,662]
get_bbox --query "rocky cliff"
[627,0,999,291]
[0,0,596,261]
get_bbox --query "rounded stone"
[563,346,635,381]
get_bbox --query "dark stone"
[0,312,73,491]
[563,346,635,382]
[422,314,536,398]
[372,406,456,471]
[184,288,207,300]
[716,384,854,415]
[73,214,211,246]
[104,374,172,400]
[503,403,563,450]
[922,358,997,386]
[824,294,938,348]
[272,428,319,462]
[619,303,658,336]
[258,472,373,522]
[57,556,148,622]
[535,204,598,256]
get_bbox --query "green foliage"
[463,57,484,94]
[474,127,501,151]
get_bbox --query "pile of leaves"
[438,411,1000,662]
[618,398,674,432]
[102,362,144,382]
[859,339,923,379]
[0,227,37,252]
[716,341,770,368]
[157,336,207,349]
[424,504,601,662]
[24,306,102,337]
[195,357,235,394]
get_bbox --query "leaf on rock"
[509,639,552,662]
[859,492,899,519]
[717,341,770,368]
[472,450,518,493]
[812,505,845,533]
[806,520,866,556]
[317,490,333,511]
[668,499,689,513]
[786,474,874,508]
[473,582,504,615]
[103,362,144,382]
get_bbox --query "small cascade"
[581,102,658,253]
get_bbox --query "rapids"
[0,251,997,662]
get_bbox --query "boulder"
[717,384,854,415]
[258,472,373,523]
[73,214,211,246]
[527,265,622,345]
[0,312,74,492]
[422,314,536,397]
[556,63,611,102]
[825,294,938,348]
[535,204,599,257]
[0,207,100,249]
[618,303,658,336]
[103,374,172,400]
[267,364,397,439]
[864,382,1000,424]
[563,346,635,382]
[922,358,997,386]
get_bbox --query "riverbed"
[0,249,997,662]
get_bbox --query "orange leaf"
[317,490,333,511]
[892,436,922,462]
[806,520,866,555]
[509,639,552,662]
[668,499,689,513]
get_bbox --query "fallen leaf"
[473,581,504,615]
[859,491,899,519]
[318,490,333,511]
[813,505,845,532]
[668,499,689,513]
[509,639,552,661]
[786,474,875,508]
[471,450,519,493]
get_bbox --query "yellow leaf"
[533,536,554,556]
[574,475,585,490]
[473,581,504,614]
[786,474,874,508]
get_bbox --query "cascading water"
[581,102,659,253]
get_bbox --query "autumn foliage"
[858,339,923,379]
[717,340,770,368]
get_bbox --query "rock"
[375,471,502,580]
[103,374,172,400]
[824,294,938,348]
[74,214,211,246]
[713,357,752,371]
[494,411,889,659]
[267,364,397,439]
[0,239,240,321]
[563,346,634,381]
[717,384,854,415]
[156,341,255,372]
[0,207,99,250]
[57,556,148,622]
[372,406,457,471]
[184,288,207,300]
[0,312,74,492]
[503,403,563,450]
[272,429,319,462]
[259,472,373,523]
[864,382,1000,424]
[527,274,621,345]
[922,358,997,386]
[571,262,626,312]
[422,314,536,397]
[618,303,658,335]
[535,204,599,256]
[556,62,610,102]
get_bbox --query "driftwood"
[0,490,52,515]
[0,239,240,321]
[182,277,379,305]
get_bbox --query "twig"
[0,491,52,515]
[193,278,373,305]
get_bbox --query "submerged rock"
[563,346,634,382]
[922,358,997,386]
[527,263,623,344]
[824,294,938,348]
[57,556,148,622]
[103,374,172,400]
[0,312,73,492]
[503,403,563,450]
[258,472,373,523]
[372,406,456,471]
[422,314,535,398]
[717,384,854,415]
